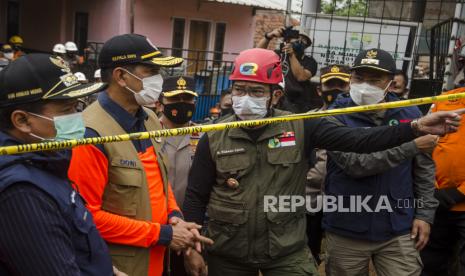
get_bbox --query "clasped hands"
[168,217,213,256]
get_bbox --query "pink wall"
[65,0,130,44]
[0,0,130,52]
[0,0,254,59]
[16,0,63,51]
[134,0,254,60]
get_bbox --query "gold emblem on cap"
[226,178,239,189]
[366,50,378,59]
[177,77,187,90]
[49,56,71,73]
[330,66,340,73]
[60,73,79,87]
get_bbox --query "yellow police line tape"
[1,92,465,156]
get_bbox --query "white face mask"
[349,81,391,106]
[232,95,269,121]
[4,52,14,60]
[123,69,163,106]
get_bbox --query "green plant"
[320,0,369,17]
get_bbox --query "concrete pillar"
[301,0,318,31]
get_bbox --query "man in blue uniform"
[0,53,114,275]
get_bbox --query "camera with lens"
[282,26,300,42]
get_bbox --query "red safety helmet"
[229,48,283,85]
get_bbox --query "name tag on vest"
[217,148,246,157]
[117,159,138,168]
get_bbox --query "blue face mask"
[29,112,85,141]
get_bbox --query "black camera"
[282,26,300,41]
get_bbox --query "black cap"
[320,64,350,83]
[98,34,183,69]
[352,48,396,74]
[162,76,198,97]
[0,53,107,108]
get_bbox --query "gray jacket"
[329,141,438,224]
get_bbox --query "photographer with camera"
[257,26,318,113]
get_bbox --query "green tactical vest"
[83,101,170,276]
[206,109,308,263]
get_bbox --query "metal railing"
[158,47,237,95]
[429,18,465,94]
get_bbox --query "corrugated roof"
[207,0,302,13]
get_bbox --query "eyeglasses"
[232,85,268,98]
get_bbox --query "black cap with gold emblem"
[0,53,107,108]
[98,34,184,69]
[161,76,198,97]
[320,64,350,83]
[352,48,396,74]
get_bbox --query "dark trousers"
[306,212,323,265]
[421,207,465,276]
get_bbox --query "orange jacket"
[69,144,180,275]
[431,87,465,211]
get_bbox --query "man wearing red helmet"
[182,48,464,276]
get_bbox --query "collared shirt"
[161,130,202,207]
[87,92,151,153]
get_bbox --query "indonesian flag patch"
[268,131,296,148]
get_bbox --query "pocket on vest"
[103,161,143,217]
[107,244,138,276]
[266,207,306,258]
[267,148,302,167]
[206,199,249,258]
[72,204,105,261]
[216,152,251,174]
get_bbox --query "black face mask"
[321,89,344,105]
[291,41,306,56]
[162,102,195,125]
[220,107,233,116]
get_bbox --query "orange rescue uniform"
[431,87,465,211]
[69,144,180,275]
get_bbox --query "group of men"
[51,41,85,72]
[0,26,464,276]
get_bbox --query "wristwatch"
[410,119,424,136]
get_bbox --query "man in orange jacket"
[421,87,465,275]
[68,34,212,276]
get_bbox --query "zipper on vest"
[251,145,261,262]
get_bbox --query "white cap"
[53,43,66,54]
[74,72,87,82]
[65,41,78,52]
[94,69,101,79]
